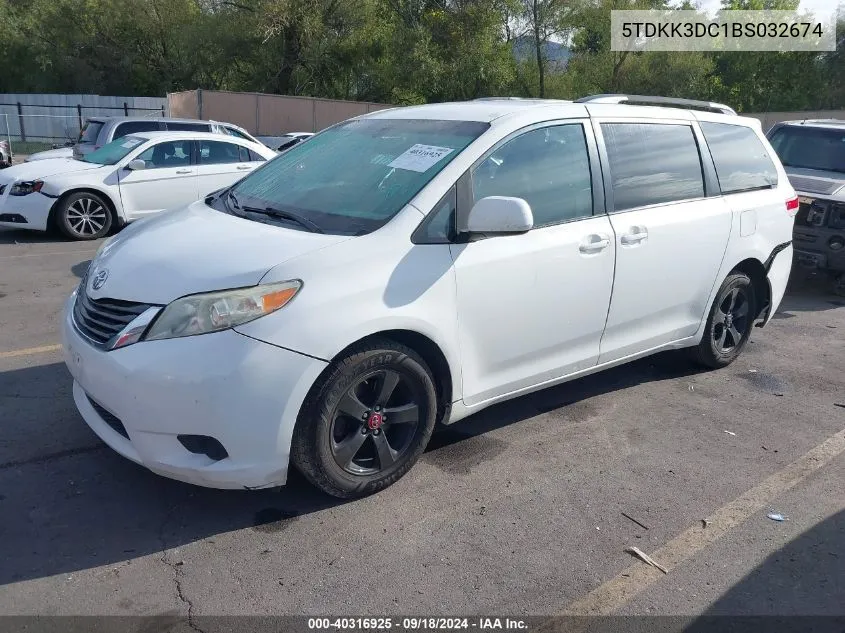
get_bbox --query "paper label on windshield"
[388,144,454,172]
[121,139,142,148]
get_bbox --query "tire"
[691,272,757,369]
[834,274,845,298]
[56,191,113,240]
[291,339,438,499]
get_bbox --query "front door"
[450,122,616,407]
[117,138,198,219]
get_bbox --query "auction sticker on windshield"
[389,144,454,172]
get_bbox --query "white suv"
[61,94,796,498]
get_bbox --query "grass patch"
[9,141,55,155]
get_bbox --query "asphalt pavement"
[0,226,843,622]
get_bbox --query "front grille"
[73,282,152,347]
[86,395,129,439]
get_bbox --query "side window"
[700,122,778,194]
[135,140,192,169]
[278,138,301,152]
[198,140,242,165]
[601,123,704,211]
[248,149,267,162]
[471,124,593,227]
[223,126,251,141]
[414,186,456,244]
[113,120,161,140]
[238,146,250,162]
[166,122,211,132]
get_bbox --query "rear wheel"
[691,272,756,369]
[56,191,113,240]
[291,340,437,499]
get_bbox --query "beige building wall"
[168,90,845,135]
[167,90,393,134]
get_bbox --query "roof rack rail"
[575,94,737,116]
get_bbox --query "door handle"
[620,226,648,245]
[236,165,252,170]
[579,234,611,253]
[176,169,193,174]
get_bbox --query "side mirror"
[126,159,146,171]
[465,196,533,234]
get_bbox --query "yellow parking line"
[561,426,845,616]
[0,343,62,359]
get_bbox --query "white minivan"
[62,95,796,498]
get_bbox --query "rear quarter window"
[167,122,212,132]
[113,120,162,140]
[700,122,778,194]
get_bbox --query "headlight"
[144,280,301,341]
[10,180,44,196]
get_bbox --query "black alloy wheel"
[291,339,438,499]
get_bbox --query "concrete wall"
[167,90,393,135]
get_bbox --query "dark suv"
[767,120,845,294]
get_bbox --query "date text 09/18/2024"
[307,618,528,631]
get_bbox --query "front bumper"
[0,190,54,231]
[61,291,328,489]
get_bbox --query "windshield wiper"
[246,206,324,233]
[226,190,323,233]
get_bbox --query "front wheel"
[56,191,113,240]
[291,340,438,499]
[691,272,756,369]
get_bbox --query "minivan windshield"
[80,135,145,165]
[768,126,845,174]
[225,118,489,235]
[78,120,104,144]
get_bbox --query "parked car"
[24,116,266,163]
[0,140,11,168]
[766,119,845,295]
[256,132,314,152]
[61,95,795,498]
[0,131,275,239]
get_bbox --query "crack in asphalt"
[0,444,105,471]
[157,503,205,633]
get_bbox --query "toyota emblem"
[91,269,109,290]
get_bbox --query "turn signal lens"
[785,196,799,217]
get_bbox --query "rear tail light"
[786,196,799,217]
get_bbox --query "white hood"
[26,147,75,162]
[88,201,352,305]
[0,157,103,182]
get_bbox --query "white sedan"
[0,131,276,240]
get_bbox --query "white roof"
[128,130,254,142]
[363,98,749,127]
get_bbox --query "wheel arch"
[329,329,455,426]
[730,257,771,326]
[48,187,122,231]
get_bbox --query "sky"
[695,0,842,19]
